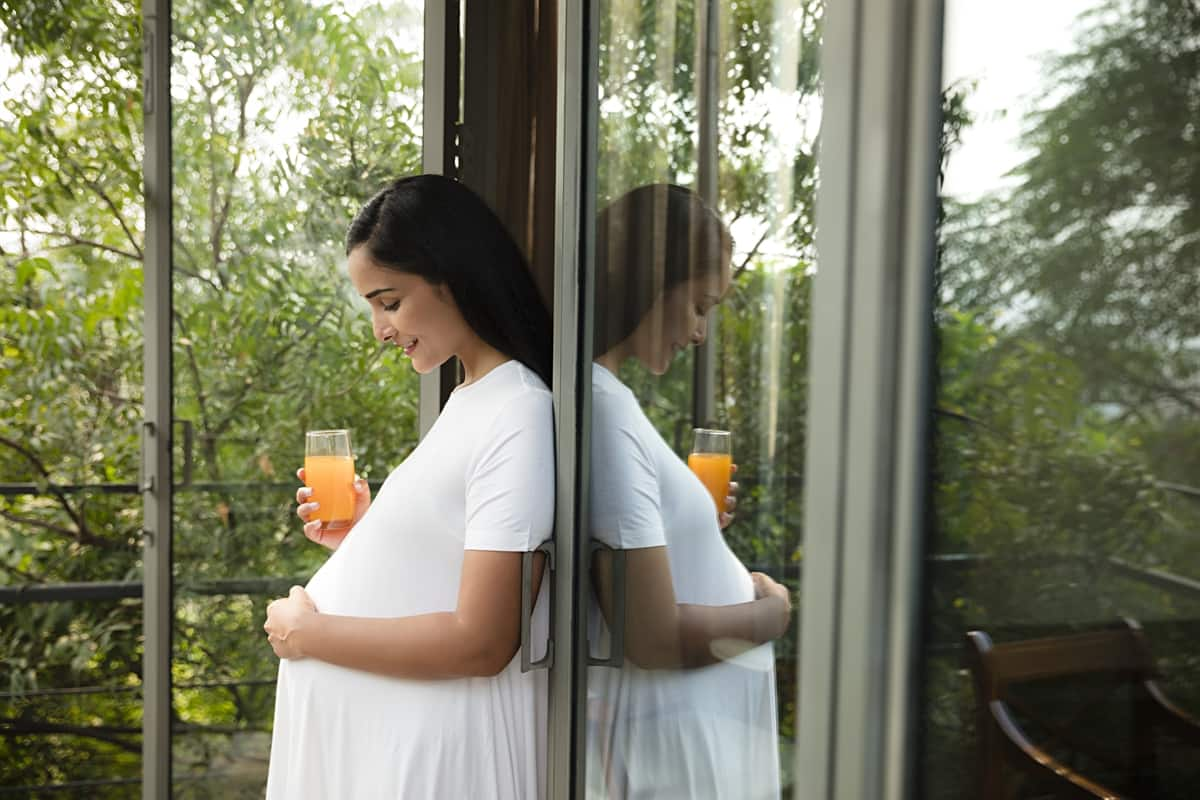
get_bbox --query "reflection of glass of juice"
[305,430,355,529]
[689,428,732,515]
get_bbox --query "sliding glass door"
[165,0,424,792]
[917,1,1200,797]
[576,0,822,796]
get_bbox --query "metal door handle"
[520,540,556,672]
[588,540,626,667]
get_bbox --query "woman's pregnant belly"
[303,512,465,619]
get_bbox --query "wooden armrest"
[990,700,1123,800]
[1144,680,1200,744]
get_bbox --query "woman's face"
[627,261,732,375]
[347,246,469,374]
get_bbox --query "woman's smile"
[392,336,418,356]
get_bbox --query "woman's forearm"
[623,597,784,670]
[675,596,786,668]
[603,547,788,670]
[293,610,517,679]
[277,550,540,679]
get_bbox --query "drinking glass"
[688,428,732,515]
[304,429,355,530]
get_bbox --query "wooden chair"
[965,619,1200,799]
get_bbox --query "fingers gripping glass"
[304,429,355,530]
[688,428,732,515]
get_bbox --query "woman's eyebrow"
[365,287,398,299]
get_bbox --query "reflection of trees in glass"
[596,6,821,782]
[937,0,1199,571]
[1,0,422,790]
[926,1,1200,796]
[599,0,822,560]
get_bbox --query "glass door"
[0,3,147,793]
[572,1,825,796]
[160,0,426,793]
[918,1,1200,796]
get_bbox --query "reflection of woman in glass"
[262,175,553,799]
[588,184,791,799]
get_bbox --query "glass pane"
[0,3,145,793]
[168,1,423,793]
[585,0,822,796]
[921,1,1200,797]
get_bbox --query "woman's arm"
[265,550,545,678]
[592,545,791,670]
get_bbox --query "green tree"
[940,0,1199,443]
[1,0,424,791]
[923,2,1200,796]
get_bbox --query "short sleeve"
[588,391,667,550]
[463,390,555,551]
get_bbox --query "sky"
[0,2,1100,222]
[940,0,1098,200]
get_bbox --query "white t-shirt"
[266,360,554,800]
[586,363,780,799]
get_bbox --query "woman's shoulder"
[450,360,552,430]
[509,359,552,397]
[490,360,552,412]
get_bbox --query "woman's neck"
[455,341,511,388]
[595,348,625,374]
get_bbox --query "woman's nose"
[691,316,708,344]
[373,318,395,343]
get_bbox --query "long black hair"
[345,175,553,388]
[593,183,733,356]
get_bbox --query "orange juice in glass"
[305,429,355,530]
[688,428,732,515]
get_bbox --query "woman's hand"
[296,467,371,550]
[718,463,739,530]
[264,585,318,659]
[750,571,792,640]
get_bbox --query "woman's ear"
[432,281,457,306]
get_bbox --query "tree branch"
[174,265,224,294]
[0,435,94,543]
[173,316,214,438]
[88,385,135,408]
[62,163,144,261]
[0,509,108,548]
[209,72,256,271]
[0,717,140,753]
[4,229,140,262]
[734,225,771,280]
[211,299,340,437]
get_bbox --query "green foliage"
[934,311,1169,561]
[941,0,1199,421]
[596,6,821,787]
[3,0,1194,793]
[2,0,423,787]
[923,1,1200,795]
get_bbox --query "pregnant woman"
[262,175,554,799]
[587,184,791,799]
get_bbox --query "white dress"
[266,360,554,800]
[586,363,780,799]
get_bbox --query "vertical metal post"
[883,3,942,797]
[692,0,719,427]
[798,0,942,798]
[797,0,861,793]
[549,0,595,795]
[419,0,461,438]
[141,1,173,796]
